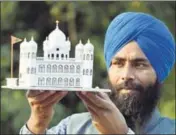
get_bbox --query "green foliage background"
[1,1,175,134]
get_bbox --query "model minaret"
[65,37,71,59]
[75,40,84,87]
[43,37,49,60]
[25,37,38,86]
[19,38,28,86]
[82,39,94,88]
[75,40,84,60]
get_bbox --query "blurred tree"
[1,1,175,134]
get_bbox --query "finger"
[41,91,68,107]
[84,92,110,109]
[77,92,99,117]
[77,93,97,113]
[32,91,57,102]
[32,91,67,105]
[87,106,98,118]
[77,92,103,111]
[28,91,58,106]
[26,90,46,98]
[96,92,110,100]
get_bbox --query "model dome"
[76,40,84,51]
[48,20,66,50]
[20,38,28,51]
[28,36,38,51]
[84,39,94,51]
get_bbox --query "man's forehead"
[113,41,149,61]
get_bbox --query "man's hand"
[26,90,68,134]
[76,92,128,134]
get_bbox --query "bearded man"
[20,12,175,134]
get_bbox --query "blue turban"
[104,12,175,83]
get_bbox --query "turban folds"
[104,12,175,83]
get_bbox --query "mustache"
[114,81,144,92]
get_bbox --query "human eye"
[135,63,148,69]
[112,60,124,68]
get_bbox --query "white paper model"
[18,21,94,89]
[2,21,111,92]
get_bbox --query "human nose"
[120,64,135,81]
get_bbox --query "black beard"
[108,79,161,133]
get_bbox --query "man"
[20,12,175,134]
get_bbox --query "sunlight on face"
[108,41,157,95]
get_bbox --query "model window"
[86,54,89,60]
[48,54,50,59]
[41,65,45,73]
[64,65,69,73]
[39,65,42,72]
[90,69,93,75]
[32,52,35,58]
[56,54,59,59]
[83,69,85,75]
[27,67,30,74]
[52,77,57,85]
[70,65,74,73]
[52,64,57,73]
[38,78,42,86]
[58,65,63,73]
[76,78,80,86]
[47,64,51,73]
[28,53,30,58]
[86,69,89,75]
[61,54,64,60]
[66,55,68,59]
[58,78,62,85]
[64,78,68,86]
[34,68,36,74]
[76,65,80,73]
[41,77,45,85]
[51,54,54,59]
[62,54,64,59]
[69,78,74,86]
[31,68,33,74]
[31,68,34,74]
[83,54,85,60]
[91,54,93,60]
[46,78,51,85]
